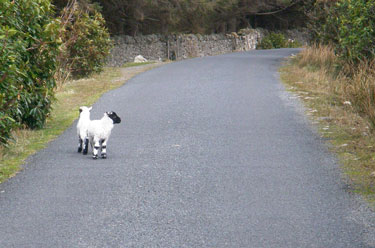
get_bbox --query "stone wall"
[108,35,166,66]
[107,28,307,67]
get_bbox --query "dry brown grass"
[295,45,375,130]
[342,61,375,129]
[281,45,375,202]
[297,43,337,70]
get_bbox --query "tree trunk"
[228,17,237,32]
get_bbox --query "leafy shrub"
[58,1,112,79]
[315,0,375,63]
[335,0,375,62]
[257,32,301,49]
[305,1,336,43]
[0,0,61,144]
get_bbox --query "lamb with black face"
[86,111,122,159]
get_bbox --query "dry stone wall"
[107,28,306,66]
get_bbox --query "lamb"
[76,106,92,155]
[87,111,121,159]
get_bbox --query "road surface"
[1,49,375,247]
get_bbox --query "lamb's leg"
[78,137,83,153]
[82,138,89,155]
[90,137,93,150]
[101,139,107,159]
[92,137,100,159]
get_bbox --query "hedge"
[0,0,60,144]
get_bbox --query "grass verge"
[123,61,155,68]
[280,46,375,204]
[0,63,164,183]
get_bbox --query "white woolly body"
[77,107,91,140]
[86,112,120,159]
[87,114,114,142]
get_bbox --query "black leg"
[82,139,89,155]
[101,139,107,159]
[92,145,100,159]
[78,138,83,153]
[101,145,107,159]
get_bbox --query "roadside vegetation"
[0,0,161,183]
[256,32,302,49]
[281,0,375,201]
[0,68,121,183]
[0,0,112,147]
[0,63,162,183]
[122,61,155,68]
[281,46,375,202]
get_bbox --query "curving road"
[1,49,375,247]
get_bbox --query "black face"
[107,111,121,124]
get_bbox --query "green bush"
[335,0,375,62]
[257,32,301,50]
[59,1,112,79]
[0,0,61,144]
[317,0,375,63]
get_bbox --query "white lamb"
[76,106,92,154]
[87,111,121,159]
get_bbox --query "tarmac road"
[1,49,375,247]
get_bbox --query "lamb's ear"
[88,107,92,111]
[79,107,83,113]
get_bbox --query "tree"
[57,0,112,79]
[55,0,311,35]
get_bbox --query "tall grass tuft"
[343,60,375,129]
[297,45,375,131]
[297,44,337,71]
